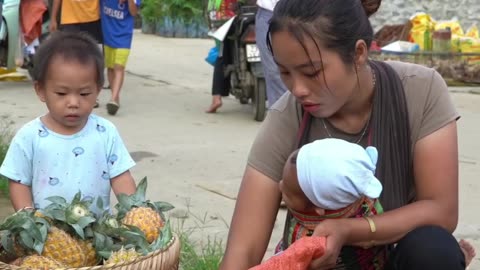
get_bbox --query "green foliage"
[173,201,228,270]
[141,0,208,24]
[0,117,12,196]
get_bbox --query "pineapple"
[41,192,98,267]
[77,239,99,266]
[19,254,65,269]
[41,226,85,267]
[0,210,48,258]
[0,210,86,267]
[123,207,162,243]
[104,246,140,265]
[115,177,174,244]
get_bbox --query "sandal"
[106,101,120,115]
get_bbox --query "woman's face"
[270,30,359,118]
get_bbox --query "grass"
[178,230,224,270]
[0,116,12,196]
[173,201,227,270]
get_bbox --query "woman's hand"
[308,219,351,270]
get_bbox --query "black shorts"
[60,20,103,44]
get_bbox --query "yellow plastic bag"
[451,35,462,52]
[409,12,435,50]
[435,18,464,36]
[457,37,480,64]
[466,24,479,39]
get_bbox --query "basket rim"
[0,234,179,270]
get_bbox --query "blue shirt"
[0,114,136,216]
[101,0,140,48]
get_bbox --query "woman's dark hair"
[33,31,104,87]
[267,0,415,212]
[267,0,381,65]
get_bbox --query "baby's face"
[279,151,318,213]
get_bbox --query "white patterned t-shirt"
[0,114,136,216]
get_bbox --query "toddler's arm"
[8,181,33,211]
[111,170,136,196]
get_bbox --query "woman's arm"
[111,170,137,196]
[219,166,282,270]
[9,181,33,211]
[342,120,459,245]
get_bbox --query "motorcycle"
[0,0,50,77]
[209,4,267,121]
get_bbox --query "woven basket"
[0,234,180,270]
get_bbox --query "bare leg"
[459,239,476,267]
[107,68,114,91]
[106,65,125,115]
[205,95,222,113]
[110,65,125,104]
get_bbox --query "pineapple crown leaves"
[94,226,150,259]
[114,177,175,220]
[44,191,94,220]
[90,213,121,260]
[99,220,174,257]
[94,232,118,259]
[148,220,173,252]
[118,226,151,254]
[93,211,123,238]
[0,210,50,255]
[70,216,96,239]
[43,191,96,240]
[93,211,150,258]
[96,197,105,212]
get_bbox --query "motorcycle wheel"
[253,78,266,121]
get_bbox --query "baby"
[278,138,387,268]
[280,138,382,218]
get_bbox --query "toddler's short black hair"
[32,31,104,87]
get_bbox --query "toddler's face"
[35,56,100,135]
[279,150,319,213]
